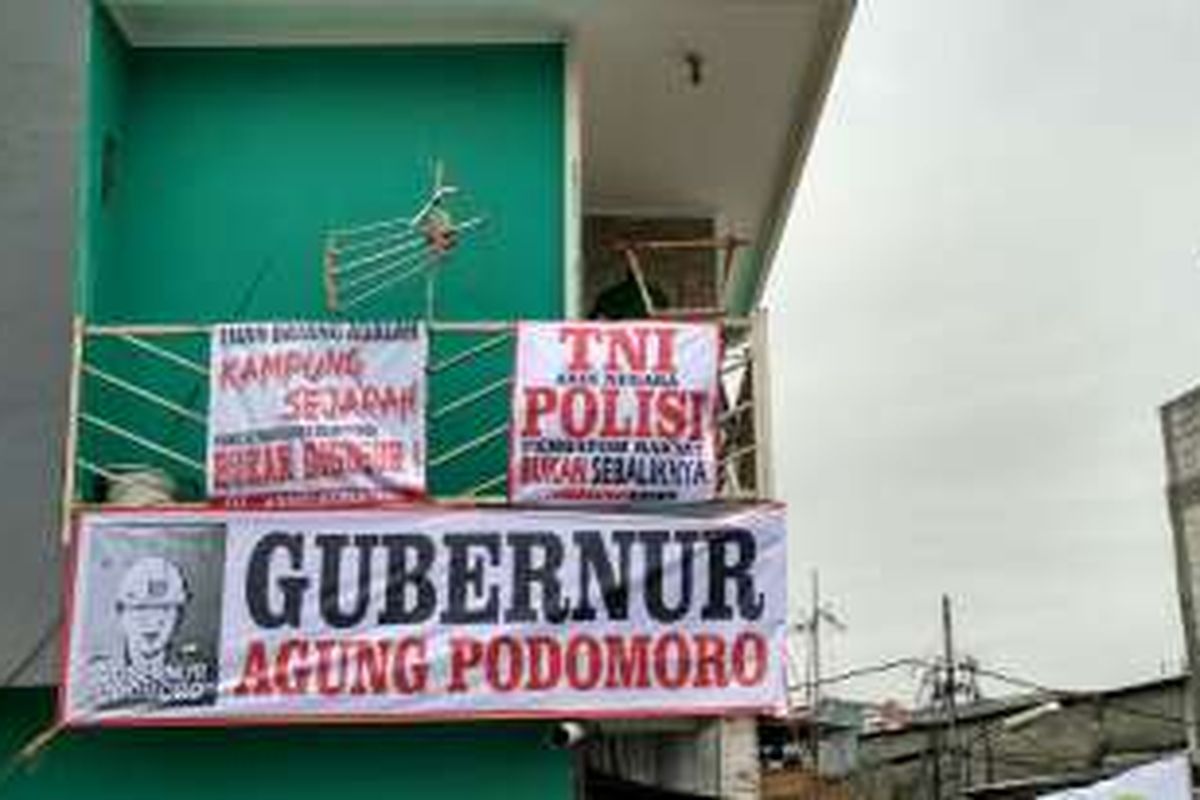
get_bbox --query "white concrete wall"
[0,0,84,686]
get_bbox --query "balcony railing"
[60,313,773,541]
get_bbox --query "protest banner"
[510,321,720,504]
[207,321,425,505]
[1038,754,1191,800]
[61,503,787,726]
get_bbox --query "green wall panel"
[0,689,572,800]
[78,5,131,315]
[90,42,563,323]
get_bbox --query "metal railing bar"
[85,319,748,337]
[461,472,507,497]
[719,443,757,467]
[83,364,206,425]
[721,356,752,376]
[340,252,440,310]
[80,413,205,473]
[429,423,508,469]
[76,458,120,482]
[76,458,183,494]
[118,335,208,376]
[718,400,754,425]
[429,331,513,374]
[87,323,207,336]
[431,376,513,421]
[428,321,515,335]
[71,500,211,511]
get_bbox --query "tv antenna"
[322,161,486,316]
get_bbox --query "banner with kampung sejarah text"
[207,322,425,506]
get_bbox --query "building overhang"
[102,0,855,313]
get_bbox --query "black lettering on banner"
[246,531,309,628]
[505,532,570,624]
[572,530,634,622]
[702,528,765,621]
[642,529,699,623]
[441,534,501,624]
[378,534,437,625]
[316,534,377,628]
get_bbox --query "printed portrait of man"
[73,521,226,717]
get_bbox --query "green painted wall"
[77,6,131,315]
[77,16,563,499]
[90,43,563,324]
[0,688,572,800]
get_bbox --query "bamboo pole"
[59,316,84,545]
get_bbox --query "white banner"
[510,321,720,504]
[63,503,787,726]
[1038,754,1191,800]
[207,322,426,505]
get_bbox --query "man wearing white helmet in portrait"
[86,555,212,710]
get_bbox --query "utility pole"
[919,595,976,800]
[810,571,822,794]
[795,571,845,800]
[941,594,960,799]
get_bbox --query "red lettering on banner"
[566,635,603,690]
[693,634,728,688]
[525,636,562,691]
[657,392,686,439]
[557,325,679,374]
[275,639,312,695]
[559,326,599,372]
[219,347,365,392]
[448,637,483,693]
[521,387,557,437]
[486,636,524,692]
[599,387,631,437]
[302,439,407,480]
[561,387,597,438]
[315,640,348,695]
[391,637,429,694]
[233,641,273,696]
[653,633,692,690]
[233,638,432,698]
[226,632,769,703]
[604,635,651,689]
[633,388,654,438]
[604,328,649,373]
[732,632,768,687]
[520,455,588,485]
[520,387,710,441]
[282,383,417,423]
[213,444,294,490]
[350,640,391,695]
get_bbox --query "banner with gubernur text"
[207,321,425,505]
[511,321,720,504]
[62,503,786,726]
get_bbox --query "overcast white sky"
[767,0,1200,703]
